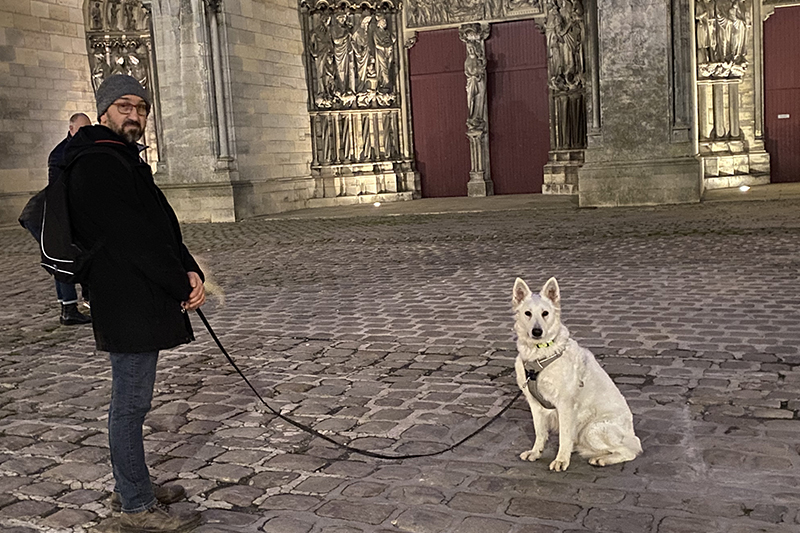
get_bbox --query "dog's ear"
[541,277,560,306]
[512,278,531,308]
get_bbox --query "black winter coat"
[65,125,203,353]
[48,134,71,185]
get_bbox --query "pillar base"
[543,149,583,195]
[468,174,494,197]
[578,157,702,207]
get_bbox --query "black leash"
[195,309,523,460]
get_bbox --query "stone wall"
[0,0,95,225]
[224,0,314,218]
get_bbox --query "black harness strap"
[195,309,523,460]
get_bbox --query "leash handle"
[195,309,522,460]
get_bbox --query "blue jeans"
[55,280,78,305]
[109,351,159,513]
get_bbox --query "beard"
[108,116,144,144]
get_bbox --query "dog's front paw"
[519,449,542,462]
[549,457,570,471]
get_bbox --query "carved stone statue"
[544,0,586,150]
[127,43,148,87]
[373,13,396,94]
[545,0,566,88]
[331,12,355,97]
[310,13,336,105]
[561,0,584,88]
[460,24,490,131]
[695,0,716,64]
[91,51,111,91]
[106,0,120,31]
[696,0,750,79]
[352,15,373,95]
[90,1,104,30]
[122,0,137,30]
[728,0,750,64]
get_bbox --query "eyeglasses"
[112,102,149,116]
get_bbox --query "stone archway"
[84,0,161,169]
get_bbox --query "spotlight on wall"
[739,185,751,192]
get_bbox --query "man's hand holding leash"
[183,271,205,311]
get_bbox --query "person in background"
[48,113,93,326]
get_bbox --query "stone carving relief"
[303,2,399,110]
[696,0,751,78]
[85,0,159,163]
[86,0,152,91]
[545,0,586,150]
[301,0,411,186]
[406,0,541,29]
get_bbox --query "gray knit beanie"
[95,74,151,120]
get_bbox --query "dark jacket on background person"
[65,125,203,353]
[48,134,72,184]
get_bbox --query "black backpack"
[18,146,131,284]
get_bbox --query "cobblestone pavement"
[2,192,800,533]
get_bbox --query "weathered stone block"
[579,158,702,207]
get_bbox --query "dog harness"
[524,343,564,410]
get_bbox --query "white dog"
[512,277,642,471]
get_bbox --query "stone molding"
[405,0,542,30]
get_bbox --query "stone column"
[147,0,237,222]
[459,23,493,197]
[206,0,230,161]
[577,0,702,207]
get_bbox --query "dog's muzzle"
[532,327,543,338]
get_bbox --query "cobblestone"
[1,193,800,531]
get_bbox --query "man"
[65,75,205,533]
[48,113,93,326]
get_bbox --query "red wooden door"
[764,6,800,183]
[409,29,470,197]
[486,20,550,194]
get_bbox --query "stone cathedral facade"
[0,0,798,224]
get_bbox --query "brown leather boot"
[118,503,200,533]
[110,483,186,512]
